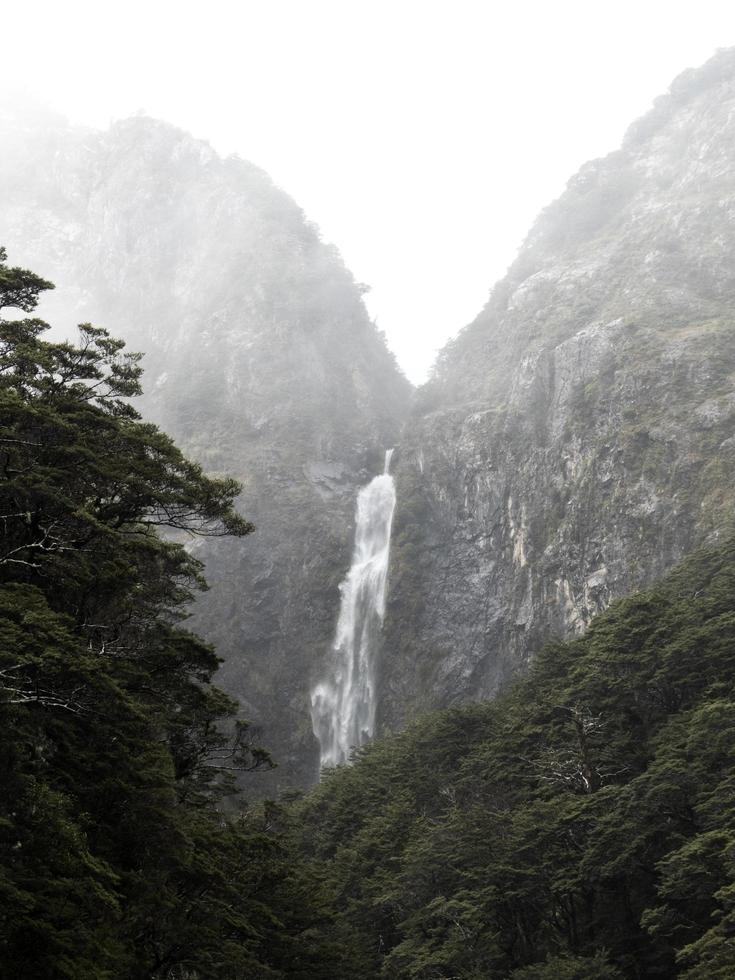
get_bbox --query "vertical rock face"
[380,49,735,730]
[0,111,411,788]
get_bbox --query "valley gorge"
[3,48,735,791]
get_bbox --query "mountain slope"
[0,110,411,787]
[295,537,735,978]
[381,48,735,730]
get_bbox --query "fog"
[4,0,735,382]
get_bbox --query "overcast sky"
[5,1,735,382]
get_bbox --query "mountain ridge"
[380,46,735,733]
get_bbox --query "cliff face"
[380,49,735,730]
[0,112,411,788]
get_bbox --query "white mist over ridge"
[5,4,732,384]
[311,450,396,770]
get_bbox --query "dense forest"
[295,537,735,978]
[0,250,349,978]
[3,249,735,977]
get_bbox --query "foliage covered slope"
[294,535,735,978]
[0,250,348,978]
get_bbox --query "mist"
[4,0,735,381]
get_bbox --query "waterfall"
[310,450,396,770]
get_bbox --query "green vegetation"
[0,250,346,978]
[292,538,735,978]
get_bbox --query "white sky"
[4,1,735,382]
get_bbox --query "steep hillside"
[381,48,735,730]
[295,538,735,978]
[0,111,411,788]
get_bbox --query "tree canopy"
[291,538,735,978]
[0,248,347,978]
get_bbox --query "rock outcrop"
[380,49,735,730]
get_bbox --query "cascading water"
[310,450,396,770]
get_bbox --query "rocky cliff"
[0,110,411,788]
[380,48,735,730]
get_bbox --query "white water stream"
[310,450,396,769]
